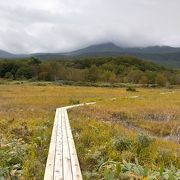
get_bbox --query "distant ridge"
[0,49,15,58]
[67,42,121,55]
[0,42,180,67]
[66,43,180,55]
[0,49,27,59]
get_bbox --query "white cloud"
[0,0,180,53]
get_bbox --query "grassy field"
[0,82,179,179]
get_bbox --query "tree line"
[0,56,179,86]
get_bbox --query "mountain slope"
[67,43,180,55]
[67,43,121,55]
[0,50,15,58]
[63,43,180,67]
[0,43,180,67]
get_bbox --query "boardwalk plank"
[62,108,73,180]
[54,108,63,180]
[64,109,83,180]
[44,102,96,180]
[44,109,58,180]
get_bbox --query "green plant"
[99,159,180,179]
[0,139,27,179]
[126,86,137,92]
[137,133,154,149]
[69,98,80,105]
[113,136,132,151]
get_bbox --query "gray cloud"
[0,0,180,53]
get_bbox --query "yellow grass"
[0,83,179,179]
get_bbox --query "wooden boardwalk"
[44,103,96,180]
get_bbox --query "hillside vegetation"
[0,56,180,86]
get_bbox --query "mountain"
[64,43,180,67]
[67,43,180,55]
[30,52,66,60]
[66,43,121,55]
[0,49,27,59]
[0,43,180,67]
[0,49,16,58]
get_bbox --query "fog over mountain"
[1,42,180,67]
[0,0,180,54]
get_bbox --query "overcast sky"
[0,0,180,53]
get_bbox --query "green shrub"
[126,86,137,92]
[4,72,13,79]
[99,159,180,179]
[15,66,33,79]
[137,133,154,149]
[113,136,133,151]
[69,98,80,105]
[0,139,27,179]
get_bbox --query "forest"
[0,56,180,86]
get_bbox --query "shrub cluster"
[0,56,180,86]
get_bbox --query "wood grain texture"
[44,103,95,180]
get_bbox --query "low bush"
[126,86,137,92]
[69,98,80,105]
[137,133,154,149]
[100,160,180,179]
[113,136,133,151]
[0,139,27,179]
